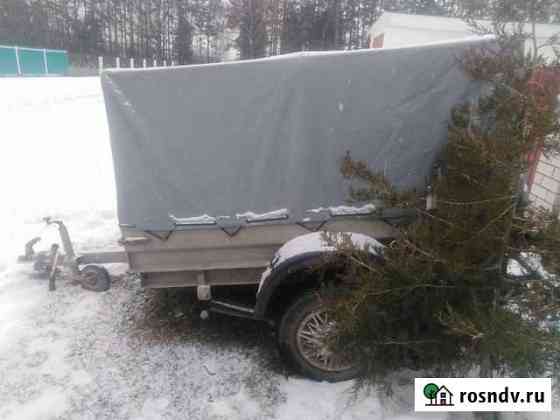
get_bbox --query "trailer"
[21,36,495,382]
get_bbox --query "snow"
[170,209,290,225]
[306,204,376,216]
[258,232,383,292]
[306,207,330,214]
[507,259,531,277]
[0,76,558,420]
[506,253,558,281]
[170,213,217,225]
[236,208,289,222]
[273,232,382,266]
[275,379,380,419]
[329,204,376,216]
[170,205,375,225]
[520,253,557,281]
[0,77,119,260]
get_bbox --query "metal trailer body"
[120,216,397,289]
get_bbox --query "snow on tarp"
[236,208,289,222]
[307,204,377,216]
[169,213,217,225]
[101,36,494,231]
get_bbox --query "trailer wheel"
[80,265,111,292]
[278,292,360,382]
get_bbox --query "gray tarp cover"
[101,37,492,231]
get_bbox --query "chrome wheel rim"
[295,309,354,372]
[81,271,98,288]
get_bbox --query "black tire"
[278,292,360,382]
[80,265,111,292]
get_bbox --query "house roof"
[436,385,454,396]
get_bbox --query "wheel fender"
[254,232,383,319]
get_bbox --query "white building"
[369,12,560,214]
[369,12,560,60]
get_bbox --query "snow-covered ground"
[0,77,556,420]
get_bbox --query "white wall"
[384,27,470,48]
[531,154,560,214]
[371,12,559,61]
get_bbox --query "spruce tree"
[331,1,560,405]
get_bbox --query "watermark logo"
[415,378,551,412]
[423,383,454,407]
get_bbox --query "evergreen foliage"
[332,6,560,392]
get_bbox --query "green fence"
[0,46,69,76]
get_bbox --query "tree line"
[1,1,559,65]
